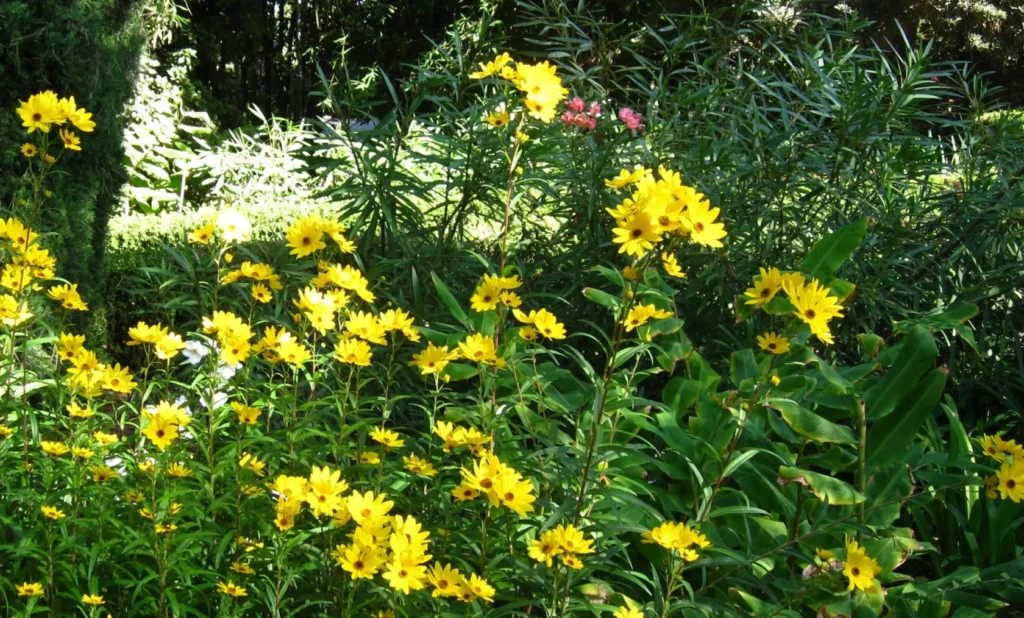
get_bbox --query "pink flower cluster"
[618,107,645,132]
[561,97,601,131]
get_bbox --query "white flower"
[182,340,210,365]
[199,391,229,410]
[104,457,128,477]
[217,362,241,381]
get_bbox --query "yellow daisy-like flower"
[843,537,881,592]
[661,252,686,278]
[612,213,662,257]
[251,283,273,303]
[41,505,66,520]
[81,593,105,606]
[757,332,790,355]
[231,402,262,425]
[685,197,727,248]
[744,267,783,306]
[458,332,499,366]
[370,427,405,449]
[230,561,255,575]
[409,342,458,375]
[17,582,44,597]
[189,222,215,244]
[17,91,63,133]
[20,143,37,158]
[41,441,70,456]
[60,128,81,151]
[984,474,999,499]
[335,337,373,366]
[469,52,514,79]
[613,606,645,618]
[997,460,1024,502]
[216,581,248,598]
[485,110,510,128]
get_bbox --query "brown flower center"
[1009,480,1017,489]
[504,492,516,501]
[480,479,493,489]
[851,567,860,576]
[695,222,705,232]
[354,560,364,569]
[805,309,816,319]
[631,228,643,238]
[32,113,41,121]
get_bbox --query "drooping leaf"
[778,466,865,505]
[430,272,469,328]
[866,369,946,468]
[768,399,857,444]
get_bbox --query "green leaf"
[800,217,869,282]
[662,377,700,412]
[441,363,477,381]
[866,369,946,468]
[730,349,759,387]
[864,463,913,527]
[767,399,857,444]
[778,466,865,505]
[430,272,469,328]
[894,304,979,334]
[863,326,938,420]
[582,287,621,312]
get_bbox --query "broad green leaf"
[864,462,913,527]
[778,466,865,505]
[730,349,759,387]
[863,326,938,420]
[894,303,978,334]
[767,399,857,444]
[441,363,477,381]
[662,377,700,412]
[800,217,868,282]
[582,287,621,311]
[866,369,946,468]
[430,272,469,328]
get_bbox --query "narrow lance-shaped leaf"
[800,217,869,282]
[778,466,865,505]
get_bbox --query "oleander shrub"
[4,53,1024,618]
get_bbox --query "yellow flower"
[285,217,327,258]
[216,581,248,598]
[685,197,727,248]
[306,465,349,518]
[67,401,93,419]
[230,561,255,575]
[17,582,44,597]
[642,521,710,561]
[554,524,595,555]
[142,404,183,451]
[515,130,530,143]
[757,332,790,355]
[155,333,186,360]
[41,441,70,456]
[613,213,662,256]
[843,537,882,592]
[427,562,464,598]
[251,283,273,303]
[458,332,499,366]
[0,426,15,439]
[409,342,458,375]
[41,505,66,520]
[403,454,437,477]
[985,474,999,499]
[17,91,64,133]
[21,143,38,157]
[359,451,381,464]
[127,321,168,346]
[613,606,645,618]
[189,222,215,244]
[370,427,405,449]
[623,266,639,281]
[531,309,567,340]
[43,153,56,164]
[452,483,480,502]
[335,337,373,366]
[561,554,584,569]
[378,308,419,341]
[71,446,94,459]
[46,283,91,311]
[528,530,563,567]
[605,168,649,189]
[465,573,495,603]
[997,460,1024,502]
[815,548,836,563]
[81,593,105,606]
[60,96,95,132]
[59,128,81,151]
[101,363,137,394]
[469,52,514,79]
[347,490,394,525]
[485,110,510,127]
[343,311,386,344]
[165,462,191,478]
[92,431,118,446]
[90,465,115,483]
[786,278,844,345]
[519,326,539,341]
[744,267,783,306]
[231,402,262,425]
[470,279,503,312]
[660,252,686,278]
[622,304,673,332]
[510,61,568,122]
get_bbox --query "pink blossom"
[560,110,576,126]
[565,97,586,113]
[587,102,602,117]
[618,107,644,132]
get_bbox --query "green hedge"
[0,0,144,303]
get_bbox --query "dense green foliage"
[0,0,145,304]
